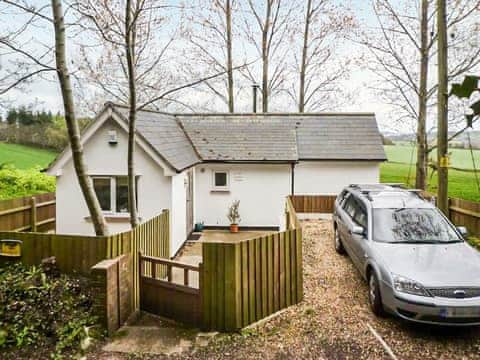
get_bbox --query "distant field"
[381,146,480,202]
[384,144,480,169]
[0,142,57,169]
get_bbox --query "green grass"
[380,162,480,202]
[384,144,480,169]
[0,142,57,169]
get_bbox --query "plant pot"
[230,224,239,233]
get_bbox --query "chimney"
[252,84,260,113]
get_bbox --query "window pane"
[93,178,111,211]
[215,172,227,187]
[116,177,129,213]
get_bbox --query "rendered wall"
[294,161,381,195]
[55,119,171,235]
[194,164,291,229]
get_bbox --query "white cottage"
[47,103,386,256]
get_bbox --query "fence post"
[30,197,37,232]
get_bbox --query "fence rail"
[0,192,56,232]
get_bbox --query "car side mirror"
[352,225,365,236]
[457,226,468,237]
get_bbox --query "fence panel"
[0,231,107,274]
[0,192,55,232]
[290,195,337,213]
[449,198,480,237]
[201,227,303,331]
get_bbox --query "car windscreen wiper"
[389,240,448,244]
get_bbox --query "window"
[212,171,229,191]
[92,176,138,213]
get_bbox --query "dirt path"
[93,220,480,359]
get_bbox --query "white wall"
[170,171,187,257]
[56,119,172,235]
[294,161,380,195]
[194,164,291,229]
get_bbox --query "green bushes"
[0,165,55,200]
[0,262,102,359]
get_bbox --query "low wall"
[90,254,134,335]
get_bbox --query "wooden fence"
[0,192,55,232]
[289,194,337,213]
[201,227,303,331]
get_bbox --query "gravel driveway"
[94,219,480,359]
[188,219,480,360]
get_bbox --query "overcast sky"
[0,1,476,135]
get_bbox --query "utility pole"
[437,0,449,215]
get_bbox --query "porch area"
[171,230,274,288]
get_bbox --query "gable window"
[212,171,229,191]
[92,176,138,213]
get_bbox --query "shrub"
[0,262,102,359]
[0,165,55,200]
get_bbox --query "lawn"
[0,142,57,169]
[384,144,480,169]
[0,143,57,199]
[381,161,480,202]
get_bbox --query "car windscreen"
[373,208,462,243]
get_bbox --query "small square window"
[213,171,229,190]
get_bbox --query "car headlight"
[392,274,431,297]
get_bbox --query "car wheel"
[334,226,346,255]
[368,272,386,317]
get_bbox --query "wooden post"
[30,197,37,232]
[437,0,449,215]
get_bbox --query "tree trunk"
[125,0,139,228]
[415,0,429,190]
[437,0,449,214]
[51,0,108,235]
[299,0,312,113]
[226,0,234,113]
[261,2,271,113]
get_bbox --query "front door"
[186,169,194,235]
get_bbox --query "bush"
[0,165,55,200]
[0,262,102,359]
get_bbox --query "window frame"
[212,170,229,191]
[91,175,138,214]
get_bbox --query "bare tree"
[241,0,297,112]
[295,0,356,112]
[0,0,108,235]
[358,0,480,189]
[76,0,248,226]
[182,0,236,112]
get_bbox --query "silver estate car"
[333,184,480,326]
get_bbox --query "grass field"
[0,142,57,169]
[384,144,480,169]
[382,145,480,202]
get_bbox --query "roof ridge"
[106,102,375,117]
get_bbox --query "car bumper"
[381,282,480,326]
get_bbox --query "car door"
[348,202,369,271]
[338,195,357,257]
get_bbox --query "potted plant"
[227,200,241,233]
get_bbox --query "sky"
[0,0,477,135]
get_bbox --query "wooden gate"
[139,254,202,327]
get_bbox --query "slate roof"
[178,116,298,161]
[110,105,386,172]
[113,106,201,171]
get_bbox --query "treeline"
[0,106,91,151]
